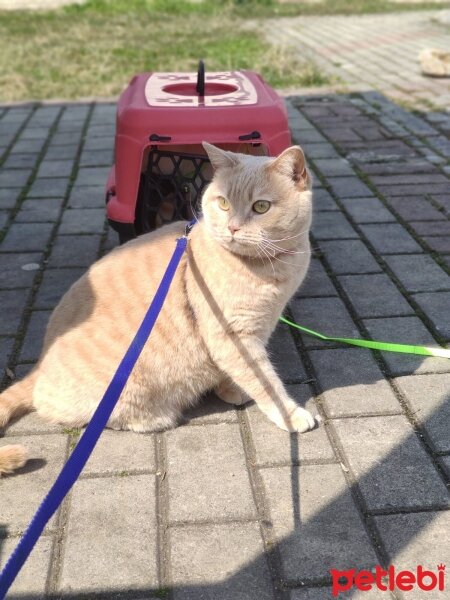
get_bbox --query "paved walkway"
[265,9,450,110]
[1,15,450,600]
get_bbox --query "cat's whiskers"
[257,242,276,277]
[263,227,310,243]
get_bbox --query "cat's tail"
[0,375,35,476]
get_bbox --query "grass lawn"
[0,0,447,102]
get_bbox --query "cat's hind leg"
[214,378,250,406]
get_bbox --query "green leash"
[280,316,450,359]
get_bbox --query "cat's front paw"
[271,406,316,433]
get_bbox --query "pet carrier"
[106,62,291,243]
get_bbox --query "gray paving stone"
[18,126,49,141]
[0,536,53,597]
[0,168,31,188]
[370,173,449,187]
[0,289,29,335]
[360,223,422,254]
[333,416,450,510]
[312,212,357,240]
[15,197,64,223]
[27,177,68,198]
[312,188,339,212]
[319,240,381,275]
[374,512,450,600]
[409,221,450,236]
[296,257,337,297]
[268,323,307,383]
[296,129,327,144]
[412,292,450,340]
[60,475,157,592]
[47,233,100,268]
[246,385,334,465]
[378,183,449,197]
[2,153,38,170]
[387,195,445,222]
[440,455,450,478]
[0,252,42,289]
[82,135,115,151]
[59,207,105,234]
[37,159,74,178]
[384,254,449,293]
[0,211,8,230]
[339,273,414,317]
[67,184,105,208]
[83,430,156,475]
[171,522,274,600]
[290,296,360,349]
[18,310,51,362]
[309,348,400,417]
[261,464,378,582]
[51,131,82,146]
[340,196,396,223]
[314,158,355,178]
[5,407,62,435]
[330,177,373,199]
[182,392,238,425]
[0,336,14,374]
[303,143,341,159]
[74,166,111,187]
[423,235,450,253]
[395,373,450,453]
[11,138,46,154]
[364,316,450,376]
[79,148,113,167]
[0,222,53,252]
[34,268,84,309]
[166,423,256,523]
[86,123,115,137]
[0,433,67,532]
[0,188,20,210]
[291,588,386,599]
[44,143,79,161]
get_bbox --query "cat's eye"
[218,196,230,211]
[252,200,271,214]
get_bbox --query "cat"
[0,142,315,476]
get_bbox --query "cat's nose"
[228,223,240,235]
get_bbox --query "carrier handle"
[196,60,205,96]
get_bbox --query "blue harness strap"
[0,225,193,598]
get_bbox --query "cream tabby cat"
[0,142,315,475]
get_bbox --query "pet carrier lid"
[144,70,258,107]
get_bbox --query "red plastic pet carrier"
[105,62,291,243]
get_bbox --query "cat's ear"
[268,146,309,188]
[202,142,239,171]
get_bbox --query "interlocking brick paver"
[330,177,373,199]
[171,522,273,600]
[311,211,357,240]
[166,423,256,523]
[359,223,423,254]
[290,296,360,349]
[37,159,74,179]
[309,348,400,417]
[60,475,158,592]
[0,434,67,532]
[268,323,307,383]
[386,195,445,222]
[183,393,238,425]
[374,512,450,600]
[59,207,105,234]
[47,233,101,267]
[291,589,386,599]
[27,177,68,198]
[0,169,31,188]
[340,196,395,223]
[333,416,450,510]
[83,430,156,475]
[0,188,20,210]
[261,464,378,581]
[412,291,450,340]
[67,184,105,208]
[246,386,334,465]
[384,254,449,293]
[312,188,339,212]
[0,337,14,375]
[295,256,337,297]
[18,310,51,362]
[0,252,42,289]
[0,289,29,335]
[0,537,53,597]
[339,273,414,317]
[74,166,111,187]
[319,240,381,274]
[34,268,85,309]
[15,197,64,223]
[395,373,450,453]
[423,235,450,253]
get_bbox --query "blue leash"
[0,222,194,598]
